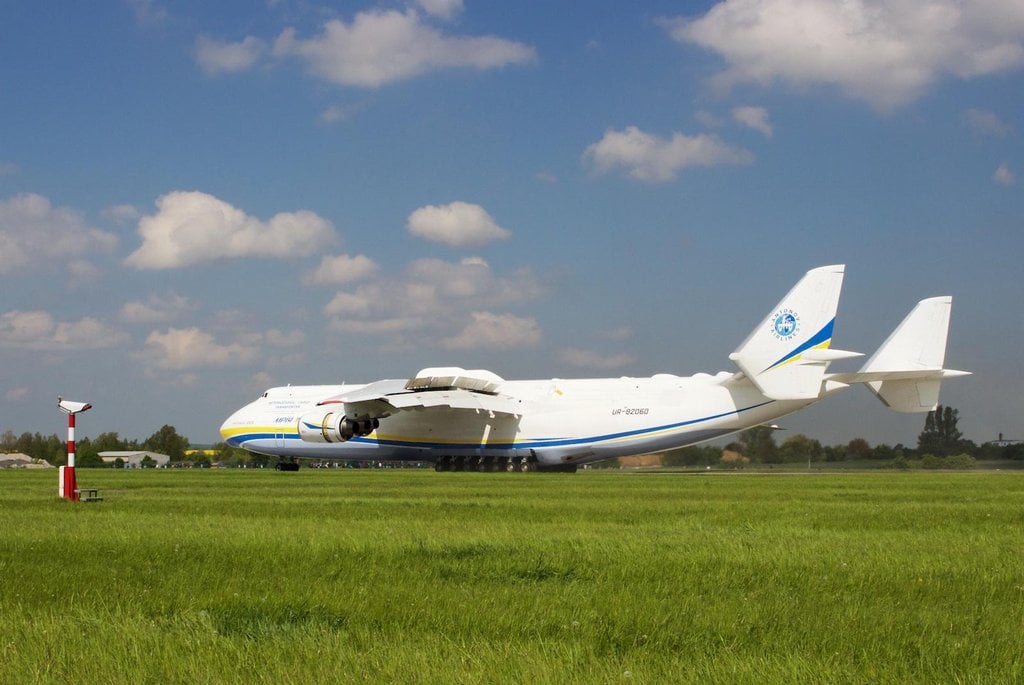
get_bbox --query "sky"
[1,0,1022,449]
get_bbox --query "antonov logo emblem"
[772,309,799,340]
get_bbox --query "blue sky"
[1,0,1021,448]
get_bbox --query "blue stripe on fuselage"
[230,400,775,452]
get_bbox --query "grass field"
[2,469,1022,684]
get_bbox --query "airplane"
[219,265,969,472]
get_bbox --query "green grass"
[2,470,1022,684]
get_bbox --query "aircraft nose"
[219,410,243,447]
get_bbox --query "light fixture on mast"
[57,396,92,501]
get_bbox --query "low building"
[99,451,170,468]
[0,453,54,468]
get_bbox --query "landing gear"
[435,455,529,472]
[275,458,300,471]
[431,454,573,473]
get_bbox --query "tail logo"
[772,309,800,340]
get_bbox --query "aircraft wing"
[316,368,522,419]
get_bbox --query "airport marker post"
[57,397,92,502]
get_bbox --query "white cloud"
[323,257,544,349]
[324,291,373,317]
[319,104,357,124]
[0,193,117,274]
[664,1,1024,110]
[417,0,464,20]
[238,328,305,348]
[584,126,753,182]
[695,110,725,129]
[120,293,196,323]
[993,162,1016,186]
[272,9,536,87]
[442,311,541,350]
[196,35,267,75]
[558,347,635,370]
[601,325,634,342]
[124,191,336,269]
[329,317,420,335]
[261,329,305,347]
[250,371,274,391]
[732,106,773,137]
[964,108,1012,137]
[68,260,102,282]
[4,386,29,401]
[143,327,258,370]
[0,310,127,350]
[407,201,511,247]
[303,253,378,286]
[126,0,168,27]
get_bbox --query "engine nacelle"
[297,410,379,443]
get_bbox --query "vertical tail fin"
[857,296,970,412]
[729,265,857,400]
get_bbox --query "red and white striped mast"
[57,397,91,502]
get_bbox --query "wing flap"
[317,376,521,418]
[388,388,521,415]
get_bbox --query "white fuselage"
[220,373,826,467]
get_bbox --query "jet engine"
[297,409,379,443]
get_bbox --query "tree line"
[659,405,1022,469]
[0,424,264,468]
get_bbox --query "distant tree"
[140,455,155,468]
[779,434,823,463]
[975,441,1024,461]
[143,425,190,461]
[822,444,846,462]
[92,431,128,453]
[661,445,721,467]
[1004,443,1024,461]
[14,432,38,458]
[1,430,16,452]
[248,451,270,468]
[74,437,104,467]
[43,434,65,465]
[15,432,66,465]
[846,437,873,460]
[213,441,254,467]
[918,405,969,457]
[870,444,899,461]
[740,426,779,463]
[719,450,750,469]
